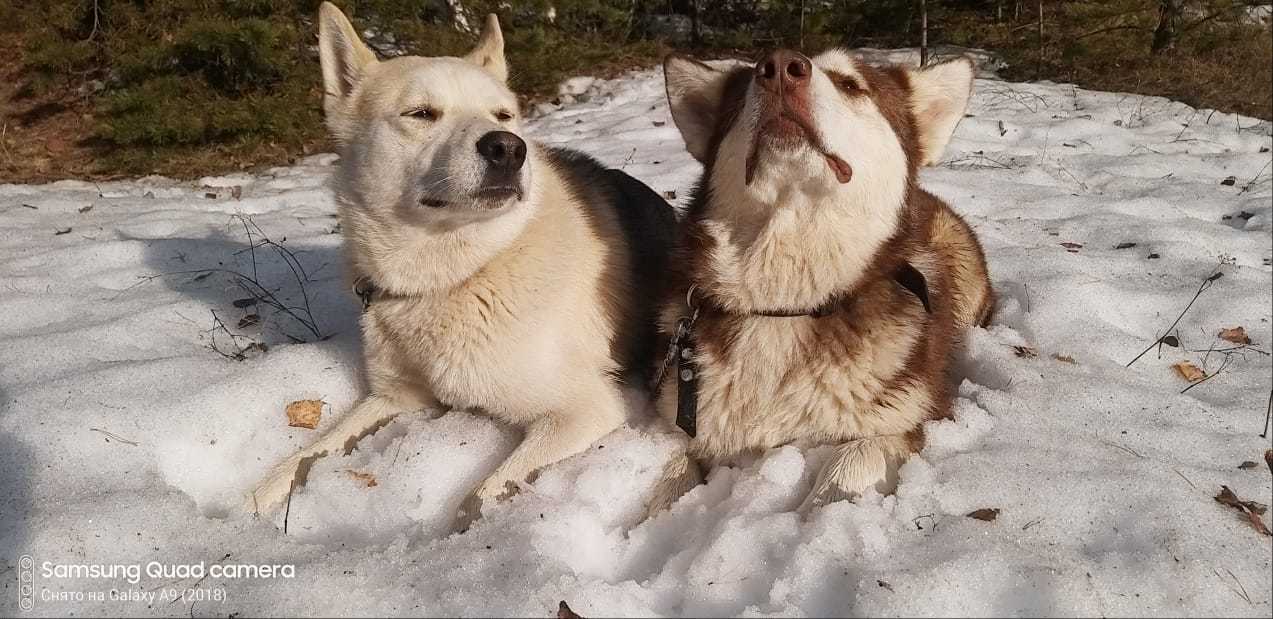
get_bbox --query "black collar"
[698,261,932,319]
[352,276,410,311]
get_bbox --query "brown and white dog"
[645,50,994,517]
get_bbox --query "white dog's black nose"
[476,131,527,174]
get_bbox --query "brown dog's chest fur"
[656,188,965,463]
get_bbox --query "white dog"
[247,3,675,530]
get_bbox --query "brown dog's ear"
[318,2,378,117]
[907,57,975,166]
[465,14,508,83]
[664,55,730,163]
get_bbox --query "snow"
[2,62,1271,617]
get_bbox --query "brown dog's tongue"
[826,153,853,184]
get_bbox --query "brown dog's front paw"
[642,453,704,521]
[454,491,485,533]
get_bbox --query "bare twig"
[1181,353,1233,394]
[1102,440,1145,459]
[1173,468,1198,490]
[88,425,138,445]
[283,480,295,535]
[1260,388,1271,438]
[1238,159,1271,194]
[1126,267,1224,367]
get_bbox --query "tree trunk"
[690,0,701,46]
[1035,0,1043,80]
[1152,0,1184,54]
[920,0,929,67]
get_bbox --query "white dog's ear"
[907,57,974,166]
[664,55,730,163]
[318,2,377,112]
[465,14,508,82]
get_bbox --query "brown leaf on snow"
[1052,353,1077,364]
[1215,486,1272,536]
[557,601,584,619]
[1237,461,1258,470]
[1218,326,1251,345]
[1171,361,1206,383]
[966,508,1001,521]
[1013,346,1038,358]
[344,470,378,487]
[285,399,324,429]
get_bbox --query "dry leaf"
[344,470,378,487]
[1013,345,1038,358]
[78,204,94,213]
[1161,335,1180,348]
[1052,353,1076,364]
[1171,361,1205,383]
[1218,326,1251,345]
[966,508,1000,521]
[54,227,72,235]
[285,399,324,429]
[1215,486,1271,536]
[1237,461,1258,470]
[557,601,583,619]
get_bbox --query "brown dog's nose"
[756,50,812,93]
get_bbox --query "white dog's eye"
[402,107,439,121]
[494,110,515,122]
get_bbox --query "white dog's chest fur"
[356,193,617,425]
[367,281,563,417]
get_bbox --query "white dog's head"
[663,50,973,213]
[319,2,529,227]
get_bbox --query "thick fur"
[247,3,674,530]
[647,51,994,518]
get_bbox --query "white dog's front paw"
[244,460,302,517]
[453,478,521,533]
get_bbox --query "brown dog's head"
[663,50,974,212]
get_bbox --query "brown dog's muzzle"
[746,49,853,186]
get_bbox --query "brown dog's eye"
[403,107,438,121]
[495,110,515,122]
[837,76,862,92]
